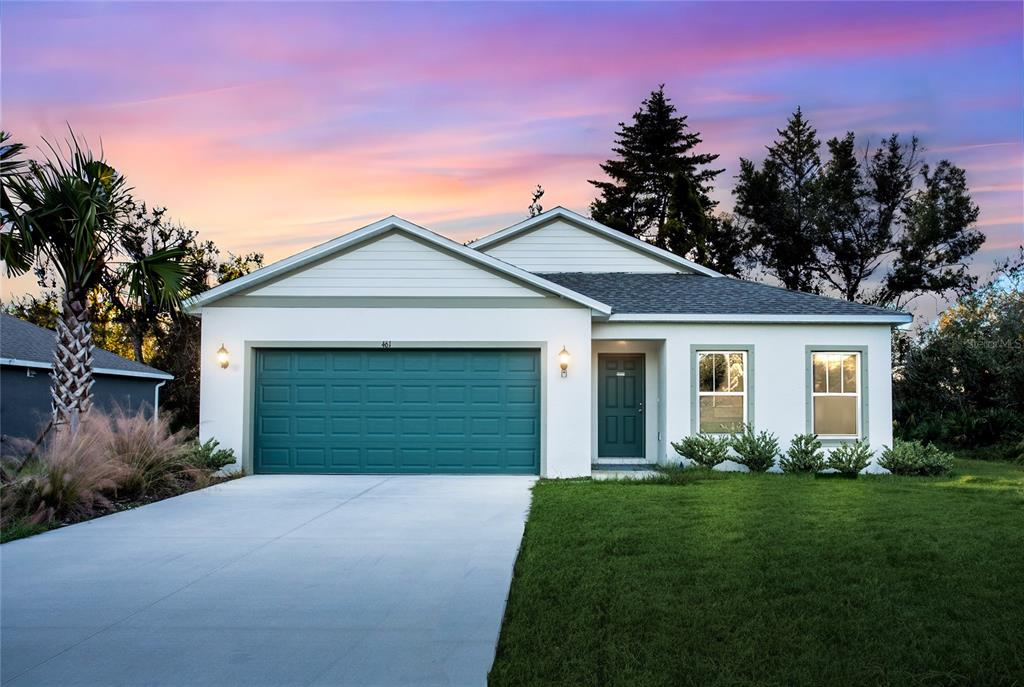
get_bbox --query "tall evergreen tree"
[589,85,723,250]
[663,172,750,276]
[733,107,822,292]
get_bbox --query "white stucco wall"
[592,321,896,466]
[198,305,593,478]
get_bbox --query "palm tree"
[1,130,185,430]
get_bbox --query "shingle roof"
[0,313,172,379]
[537,273,911,320]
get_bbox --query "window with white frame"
[697,351,747,433]
[811,351,861,437]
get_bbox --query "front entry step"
[592,465,660,480]
[591,462,654,472]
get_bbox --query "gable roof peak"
[183,215,612,314]
[468,207,722,277]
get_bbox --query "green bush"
[893,261,1024,450]
[182,438,236,472]
[780,433,825,473]
[879,440,954,476]
[826,440,873,475]
[671,434,731,468]
[729,425,779,472]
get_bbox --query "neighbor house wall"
[198,306,594,478]
[592,322,895,466]
[0,367,160,442]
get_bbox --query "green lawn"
[490,460,1024,687]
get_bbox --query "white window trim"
[697,350,748,434]
[811,351,862,439]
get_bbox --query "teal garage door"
[253,349,540,474]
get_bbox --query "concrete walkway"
[1,475,535,686]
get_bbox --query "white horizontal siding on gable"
[249,232,542,298]
[482,219,685,273]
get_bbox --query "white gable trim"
[606,313,913,325]
[468,207,723,277]
[184,216,612,315]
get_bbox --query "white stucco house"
[185,207,911,477]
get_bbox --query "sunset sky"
[3,1,1022,314]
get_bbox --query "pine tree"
[589,86,723,249]
[733,107,822,292]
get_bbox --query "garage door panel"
[254,349,540,474]
[330,447,361,468]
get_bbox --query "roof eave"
[604,313,913,324]
[0,357,174,380]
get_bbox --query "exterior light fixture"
[558,346,570,377]
[217,344,230,369]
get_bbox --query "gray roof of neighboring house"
[538,272,911,321]
[0,313,172,379]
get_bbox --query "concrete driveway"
[1,475,534,687]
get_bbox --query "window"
[811,351,861,437]
[697,351,747,433]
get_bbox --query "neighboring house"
[0,313,173,442]
[186,207,911,477]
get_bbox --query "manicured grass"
[0,518,53,544]
[490,460,1024,687]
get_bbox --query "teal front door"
[598,354,645,458]
[253,349,540,474]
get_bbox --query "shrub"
[101,408,191,498]
[0,424,121,526]
[182,438,236,472]
[729,425,779,472]
[780,433,825,473]
[671,434,731,468]
[826,440,873,475]
[879,440,954,476]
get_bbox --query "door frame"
[596,352,646,459]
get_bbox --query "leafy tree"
[528,185,544,218]
[2,292,61,330]
[1,131,186,429]
[98,203,191,363]
[736,109,982,306]
[590,85,723,251]
[150,243,264,429]
[894,250,1024,454]
[813,134,919,301]
[875,160,983,307]
[217,251,264,284]
[733,107,822,292]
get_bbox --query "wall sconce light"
[558,346,570,378]
[217,344,230,369]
